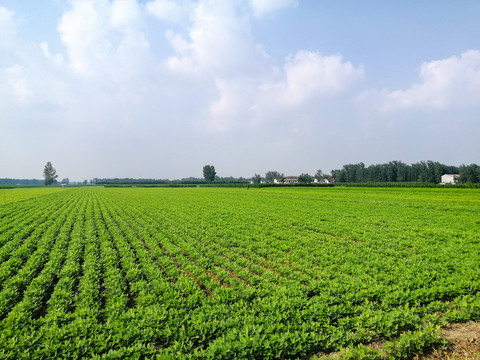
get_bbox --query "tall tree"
[265,171,283,183]
[253,174,261,184]
[314,169,324,180]
[298,173,313,183]
[203,165,216,184]
[43,162,58,185]
[459,164,480,183]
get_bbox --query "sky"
[1,0,479,181]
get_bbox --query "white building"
[313,178,335,184]
[273,178,298,184]
[441,174,460,185]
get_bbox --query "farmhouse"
[313,178,335,184]
[274,177,335,184]
[274,178,298,184]
[441,174,460,185]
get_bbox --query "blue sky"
[1,0,479,181]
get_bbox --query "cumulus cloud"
[207,78,254,132]
[1,0,370,178]
[4,65,33,103]
[0,6,16,47]
[164,1,266,77]
[249,0,298,17]
[145,0,187,22]
[57,0,149,77]
[358,50,480,113]
[205,51,364,132]
[39,42,65,66]
[111,0,142,29]
[262,51,364,107]
[50,0,364,134]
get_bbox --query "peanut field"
[0,186,479,359]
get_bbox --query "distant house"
[313,178,335,184]
[441,174,460,185]
[273,178,298,184]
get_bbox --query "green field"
[0,186,479,359]
[0,187,65,205]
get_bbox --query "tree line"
[330,161,480,184]
[0,178,45,185]
[3,161,479,187]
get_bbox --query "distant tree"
[330,169,341,182]
[315,170,332,182]
[459,164,480,183]
[332,160,460,183]
[298,173,313,183]
[203,165,216,184]
[265,171,283,183]
[43,162,58,185]
[253,174,261,184]
[61,178,69,185]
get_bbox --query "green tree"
[203,165,216,184]
[43,162,58,185]
[265,171,283,183]
[459,164,480,183]
[253,174,261,184]
[298,173,313,183]
[314,169,324,181]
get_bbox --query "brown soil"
[315,322,480,360]
[416,322,480,360]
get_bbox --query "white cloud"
[2,0,364,134]
[206,78,258,132]
[1,0,374,179]
[359,50,480,113]
[159,2,363,132]
[0,7,16,47]
[57,0,149,77]
[4,65,33,103]
[205,51,364,132]
[249,0,298,17]
[57,1,110,74]
[39,42,65,66]
[111,0,142,29]
[269,51,364,107]
[145,0,187,22]
[165,29,190,55]
[164,1,267,77]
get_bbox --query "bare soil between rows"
[316,322,480,360]
[416,322,480,360]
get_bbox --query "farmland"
[0,187,65,206]
[0,186,479,359]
